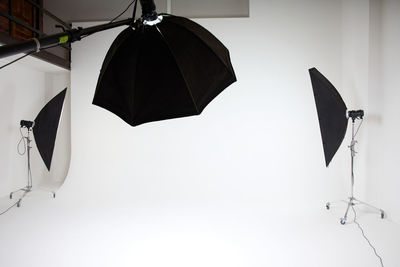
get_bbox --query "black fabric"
[93,14,236,126]
[309,68,348,167]
[33,88,67,171]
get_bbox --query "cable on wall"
[110,0,137,23]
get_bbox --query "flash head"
[20,120,34,129]
[348,110,364,122]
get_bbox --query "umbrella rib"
[164,16,234,73]
[94,28,134,97]
[155,25,200,114]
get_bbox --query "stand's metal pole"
[341,120,356,224]
[350,120,355,199]
[9,128,33,206]
[26,129,32,190]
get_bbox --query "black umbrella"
[309,68,348,167]
[93,12,236,126]
[33,88,67,170]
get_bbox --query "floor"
[0,191,399,267]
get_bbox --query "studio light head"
[348,110,364,122]
[20,120,34,129]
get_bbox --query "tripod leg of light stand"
[325,199,348,210]
[338,198,385,224]
[9,130,33,206]
[9,187,30,199]
[340,198,355,225]
[353,197,385,219]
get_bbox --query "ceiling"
[43,0,249,23]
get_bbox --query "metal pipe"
[0,18,132,59]
[27,130,32,189]
[139,0,157,19]
[350,120,355,199]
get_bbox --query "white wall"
[1,1,399,267]
[366,0,400,223]
[340,0,370,202]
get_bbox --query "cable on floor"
[351,205,385,267]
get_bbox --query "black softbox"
[309,68,348,167]
[33,88,67,170]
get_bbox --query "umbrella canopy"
[309,68,348,167]
[33,88,67,171]
[93,14,236,126]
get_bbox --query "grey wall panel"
[171,0,249,18]
[44,0,168,22]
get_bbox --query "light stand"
[9,122,33,204]
[9,121,56,207]
[326,110,385,224]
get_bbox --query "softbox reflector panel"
[93,14,236,126]
[309,68,347,167]
[33,88,67,171]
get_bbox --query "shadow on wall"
[0,85,17,193]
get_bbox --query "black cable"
[0,52,35,70]
[0,191,28,216]
[1,0,136,69]
[354,118,363,138]
[0,43,63,70]
[351,206,385,267]
[110,0,137,23]
[0,201,20,216]
[17,127,27,155]
[132,0,138,21]
[24,0,71,30]
[74,1,137,41]
[0,127,34,216]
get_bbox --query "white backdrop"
[67,0,346,215]
[1,0,399,267]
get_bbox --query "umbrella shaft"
[140,0,157,18]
